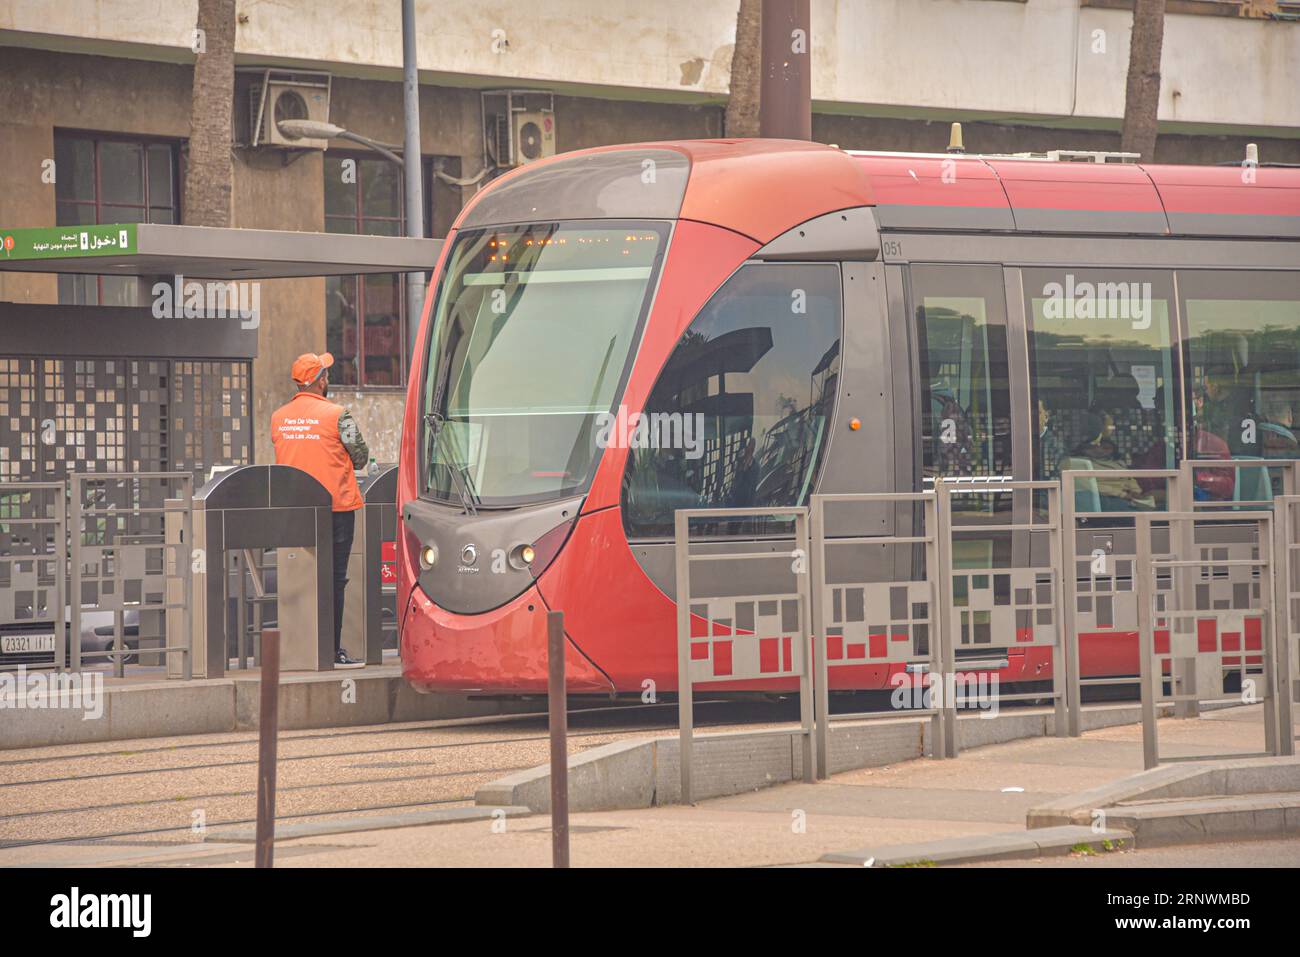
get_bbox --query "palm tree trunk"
[184,0,237,227]
[725,0,762,137]
[1120,0,1167,161]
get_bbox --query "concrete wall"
[2,0,1297,135]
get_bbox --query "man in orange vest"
[271,352,369,669]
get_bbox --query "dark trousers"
[332,509,356,655]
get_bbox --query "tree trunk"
[1120,0,1166,161]
[184,0,237,227]
[725,0,762,137]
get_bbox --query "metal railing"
[69,472,194,678]
[810,491,953,772]
[673,506,815,804]
[1136,509,1282,768]
[0,482,66,672]
[676,462,1300,780]
[1273,495,1300,755]
[937,480,1069,737]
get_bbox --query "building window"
[54,132,179,306]
[324,154,410,388]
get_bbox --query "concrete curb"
[819,825,1136,867]
[475,701,1203,812]
[0,666,543,749]
[1098,793,1300,847]
[1027,756,1300,828]
[207,805,533,843]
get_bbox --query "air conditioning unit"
[248,70,332,149]
[513,110,556,165]
[482,91,557,169]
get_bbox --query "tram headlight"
[509,543,536,570]
[419,543,439,569]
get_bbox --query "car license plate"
[1,633,56,655]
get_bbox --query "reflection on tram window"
[911,265,1012,518]
[1024,269,1177,512]
[1182,270,1300,504]
[916,297,1010,480]
[621,263,841,539]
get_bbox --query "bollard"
[547,611,570,868]
[255,629,281,868]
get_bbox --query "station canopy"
[0,222,441,279]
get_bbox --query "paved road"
[3,701,1292,868]
[0,700,786,855]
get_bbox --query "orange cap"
[290,352,334,386]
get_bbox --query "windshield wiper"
[424,412,478,516]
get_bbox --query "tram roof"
[457,139,1300,243]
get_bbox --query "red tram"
[396,138,1300,696]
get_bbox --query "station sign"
[0,223,137,260]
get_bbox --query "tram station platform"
[0,657,543,750]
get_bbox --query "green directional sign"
[0,223,137,261]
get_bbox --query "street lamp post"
[279,0,428,372]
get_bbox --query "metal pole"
[547,611,570,868]
[675,510,694,805]
[759,0,812,140]
[796,511,816,782]
[70,477,82,673]
[1136,516,1158,769]
[1060,471,1084,736]
[1048,486,1068,737]
[401,0,427,370]
[934,481,959,757]
[255,629,281,868]
[1277,498,1298,756]
[809,497,830,779]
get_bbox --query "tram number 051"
[881,239,904,260]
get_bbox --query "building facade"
[1,0,1297,467]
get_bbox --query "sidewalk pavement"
[9,701,1291,868]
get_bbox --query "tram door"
[904,265,1026,644]
[907,262,1016,499]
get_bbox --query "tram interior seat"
[1232,460,1273,504]
[1060,457,1102,513]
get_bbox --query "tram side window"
[620,263,842,539]
[1181,270,1300,501]
[911,265,1013,490]
[1023,268,1177,511]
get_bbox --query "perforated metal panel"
[0,358,39,483]
[0,482,65,668]
[686,594,805,683]
[69,473,193,675]
[0,355,251,483]
[42,358,128,475]
[171,360,252,472]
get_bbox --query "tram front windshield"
[421,221,667,507]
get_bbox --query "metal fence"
[810,491,952,771]
[69,472,194,677]
[674,506,815,804]
[1275,495,1300,755]
[1137,509,1281,768]
[676,464,1300,780]
[937,480,1069,737]
[0,482,66,671]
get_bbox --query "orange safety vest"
[270,392,363,512]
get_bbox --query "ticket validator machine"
[171,465,335,677]
[342,464,398,666]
